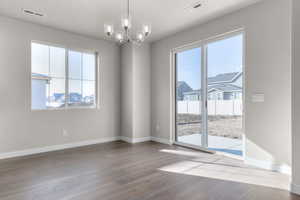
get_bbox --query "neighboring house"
[183,72,242,101]
[177,81,192,100]
[83,95,95,104]
[53,93,95,105]
[183,89,201,101]
[31,73,51,109]
[69,93,82,103]
[53,93,65,102]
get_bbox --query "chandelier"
[104,0,151,44]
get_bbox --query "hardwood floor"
[0,141,298,200]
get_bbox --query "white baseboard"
[120,136,172,145]
[0,136,170,160]
[0,136,120,160]
[120,136,132,143]
[151,137,173,145]
[120,136,151,144]
[244,157,291,175]
[133,137,151,143]
[290,183,300,195]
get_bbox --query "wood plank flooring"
[0,141,298,200]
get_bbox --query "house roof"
[32,73,51,80]
[180,72,242,96]
[177,81,193,92]
[183,84,242,96]
[177,81,190,88]
[208,72,242,84]
[208,84,242,93]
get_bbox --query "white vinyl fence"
[177,100,243,116]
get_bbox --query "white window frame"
[30,41,99,111]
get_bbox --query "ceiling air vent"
[185,1,203,12]
[22,9,44,17]
[192,2,202,9]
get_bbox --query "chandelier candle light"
[104,0,151,44]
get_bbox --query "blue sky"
[177,34,243,90]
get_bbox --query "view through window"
[175,33,244,156]
[31,42,97,110]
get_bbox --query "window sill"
[31,105,99,111]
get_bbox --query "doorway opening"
[174,31,244,157]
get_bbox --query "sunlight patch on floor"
[158,149,290,190]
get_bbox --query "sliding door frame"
[171,28,245,156]
[172,44,211,152]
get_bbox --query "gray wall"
[121,44,134,139]
[292,0,300,192]
[151,0,291,167]
[0,16,121,154]
[132,43,151,139]
[121,43,151,141]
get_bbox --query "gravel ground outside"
[177,114,243,139]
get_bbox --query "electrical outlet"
[62,129,69,137]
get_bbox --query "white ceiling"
[0,0,262,42]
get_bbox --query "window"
[31,42,97,110]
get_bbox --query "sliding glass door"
[175,31,244,156]
[175,47,205,148]
[206,34,244,156]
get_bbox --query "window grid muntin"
[31,42,97,110]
